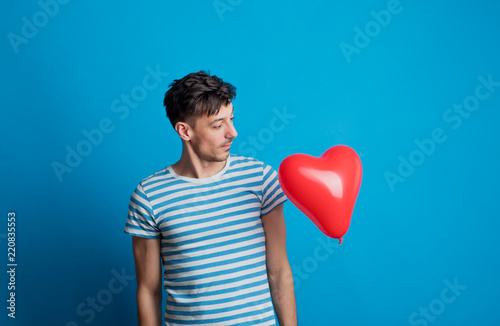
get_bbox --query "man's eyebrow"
[211,117,224,123]
[210,108,234,123]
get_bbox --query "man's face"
[189,102,237,162]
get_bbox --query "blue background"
[2,0,499,325]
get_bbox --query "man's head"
[163,71,238,162]
[163,71,236,128]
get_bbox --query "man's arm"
[261,203,297,326]
[132,236,163,326]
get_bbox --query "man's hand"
[261,203,298,326]
[132,236,162,326]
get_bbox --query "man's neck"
[171,151,228,179]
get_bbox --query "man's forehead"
[208,103,234,121]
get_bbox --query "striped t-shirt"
[124,154,287,326]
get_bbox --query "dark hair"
[163,71,236,127]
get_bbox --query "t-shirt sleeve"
[261,163,288,216]
[124,183,161,239]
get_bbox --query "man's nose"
[227,123,238,139]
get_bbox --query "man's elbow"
[268,265,294,285]
[137,284,162,299]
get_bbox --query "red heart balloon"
[278,145,362,244]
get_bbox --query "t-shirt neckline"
[166,155,231,184]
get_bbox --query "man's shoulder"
[229,154,265,169]
[136,166,173,189]
[229,154,280,174]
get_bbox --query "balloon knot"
[339,238,343,245]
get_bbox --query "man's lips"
[221,143,232,149]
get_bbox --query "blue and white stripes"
[125,155,287,325]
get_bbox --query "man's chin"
[219,152,230,161]
[201,152,229,163]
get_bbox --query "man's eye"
[213,125,222,129]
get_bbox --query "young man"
[124,71,297,326]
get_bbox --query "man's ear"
[175,121,191,141]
